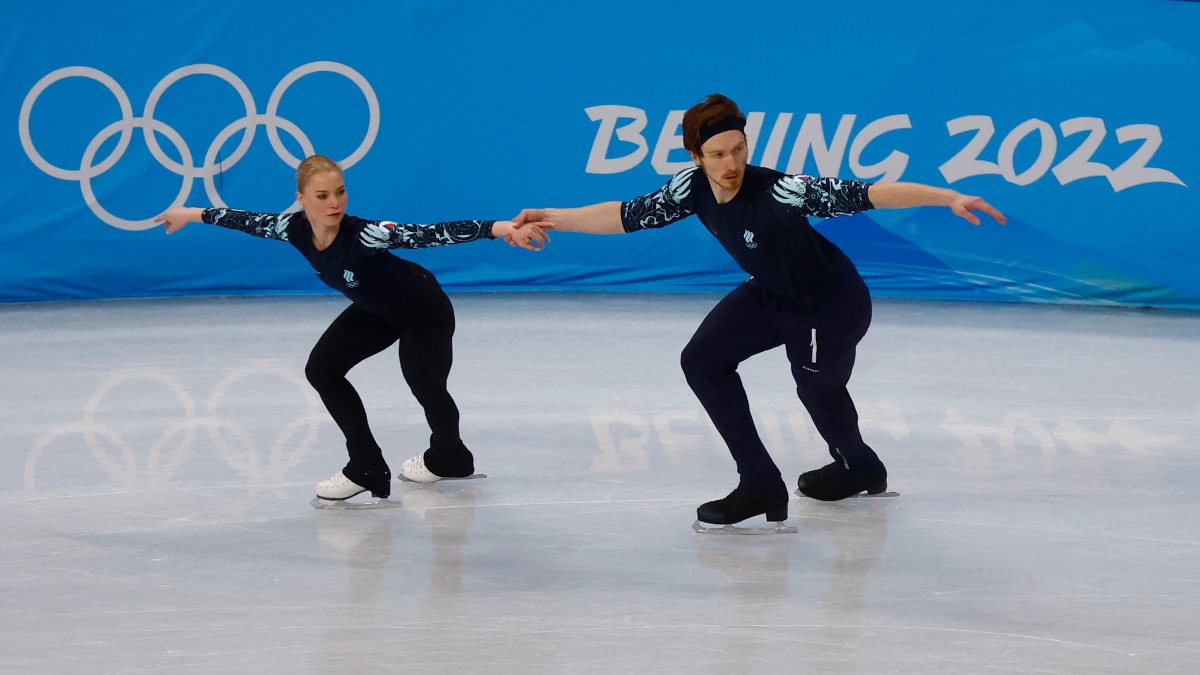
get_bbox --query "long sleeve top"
[620,165,874,310]
[202,208,494,316]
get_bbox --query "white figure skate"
[400,452,487,483]
[310,470,399,511]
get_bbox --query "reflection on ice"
[1,294,1197,672]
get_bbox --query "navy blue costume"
[621,165,886,497]
[203,208,495,493]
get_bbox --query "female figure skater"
[157,154,549,503]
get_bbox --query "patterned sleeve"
[620,166,698,232]
[770,175,875,219]
[357,219,496,250]
[202,208,294,241]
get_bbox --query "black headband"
[697,115,747,148]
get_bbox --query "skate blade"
[399,473,487,483]
[691,519,798,535]
[794,488,901,500]
[310,496,401,511]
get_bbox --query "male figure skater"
[513,94,1005,526]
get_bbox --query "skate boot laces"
[315,471,368,500]
[400,452,440,484]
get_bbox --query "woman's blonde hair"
[295,154,342,192]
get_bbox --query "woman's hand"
[493,220,552,251]
[154,206,206,234]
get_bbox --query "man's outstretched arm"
[513,201,625,234]
[868,182,1007,226]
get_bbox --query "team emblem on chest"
[343,270,359,288]
[743,229,758,249]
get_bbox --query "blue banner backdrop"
[3,0,1197,308]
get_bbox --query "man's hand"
[512,208,550,228]
[493,220,552,251]
[949,195,1006,226]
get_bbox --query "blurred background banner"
[3,0,1197,307]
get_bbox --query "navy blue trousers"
[680,278,884,492]
[304,263,463,483]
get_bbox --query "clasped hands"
[494,208,552,251]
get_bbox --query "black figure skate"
[693,484,797,535]
[795,461,893,501]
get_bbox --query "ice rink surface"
[1,293,1197,673]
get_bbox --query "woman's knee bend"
[304,358,343,390]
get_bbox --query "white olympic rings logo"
[19,61,379,231]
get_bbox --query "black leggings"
[304,268,462,483]
[680,279,883,492]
